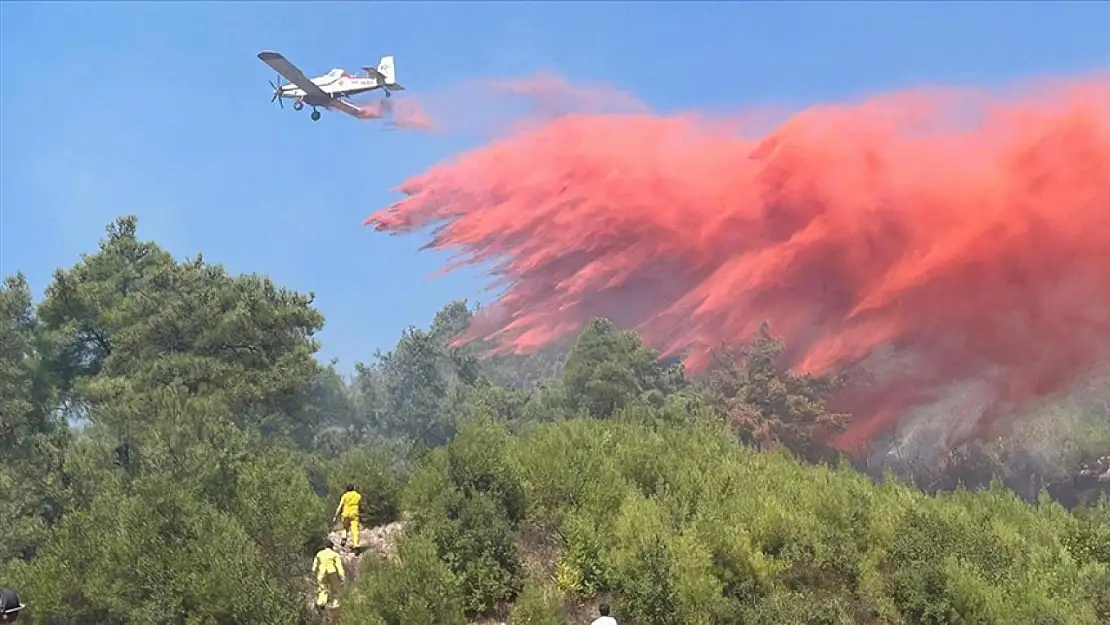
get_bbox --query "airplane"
[257,50,406,122]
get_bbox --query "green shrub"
[740,591,857,625]
[554,512,616,597]
[228,446,327,580]
[608,495,726,625]
[5,474,305,624]
[514,418,630,529]
[505,419,1107,624]
[339,533,467,625]
[508,578,568,625]
[443,417,527,524]
[326,446,402,527]
[400,418,526,616]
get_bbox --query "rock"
[326,520,406,569]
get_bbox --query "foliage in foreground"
[343,417,1110,624]
[3,215,1110,624]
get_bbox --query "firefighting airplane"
[257,50,406,122]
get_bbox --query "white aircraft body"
[257,50,406,122]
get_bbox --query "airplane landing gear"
[293,100,304,111]
[311,109,321,122]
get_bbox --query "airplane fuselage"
[277,72,385,106]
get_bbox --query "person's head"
[321,539,333,552]
[598,603,610,617]
[346,483,355,492]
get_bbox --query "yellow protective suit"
[336,490,362,547]
[312,546,345,608]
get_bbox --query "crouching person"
[312,540,346,610]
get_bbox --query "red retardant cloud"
[365,72,1110,451]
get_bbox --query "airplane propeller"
[269,75,284,109]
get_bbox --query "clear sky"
[1,1,1107,373]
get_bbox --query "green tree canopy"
[3,214,1108,625]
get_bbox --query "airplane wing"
[257,51,329,100]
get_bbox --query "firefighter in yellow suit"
[334,484,362,548]
[313,540,345,610]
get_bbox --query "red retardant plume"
[364,73,1110,452]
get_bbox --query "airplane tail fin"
[363,56,405,91]
[377,56,397,86]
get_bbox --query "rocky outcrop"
[327,519,405,565]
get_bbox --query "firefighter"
[333,484,362,549]
[312,540,345,610]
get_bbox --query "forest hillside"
[2,216,1109,624]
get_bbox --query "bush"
[227,445,328,581]
[4,474,307,624]
[508,418,1109,624]
[400,418,526,617]
[508,578,568,625]
[326,446,402,527]
[338,533,467,625]
[608,495,726,624]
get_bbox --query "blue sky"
[1,1,1107,373]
